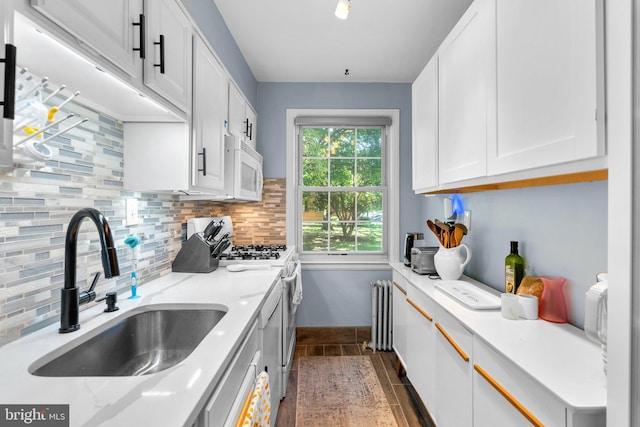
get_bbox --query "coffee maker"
[404,232,424,266]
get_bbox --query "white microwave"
[223,135,263,201]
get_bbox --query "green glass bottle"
[505,241,524,293]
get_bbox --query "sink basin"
[30,305,227,377]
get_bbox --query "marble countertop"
[0,267,282,426]
[390,262,607,412]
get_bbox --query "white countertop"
[0,267,282,426]
[390,262,607,412]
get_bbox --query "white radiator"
[368,280,393,351]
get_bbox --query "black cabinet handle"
[244,118,250,136]
[249,123,253,141]
[1,44,16,119]
[132,14,145,59]
[154,34,165,74]
[198,147,207,176]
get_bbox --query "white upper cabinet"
[143,0,192,112]
[488,0,602,175]
[437,0,495,184]
[28,0,192,117]
[0,2,14,169]
[228,83,257,147]
[245,103,257,146]
[412,54,439,192]
[192,34,226,192]
[413,0,604,190]
[30,0,142,78]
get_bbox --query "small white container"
[501,293,519,320]
[518,294,538,320]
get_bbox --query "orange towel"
[239,371,271,427]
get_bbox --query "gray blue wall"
[257,82,423,327]
[421,181,607,328]
[180,0,606,330]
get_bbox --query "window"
[300,126,385,253]
[287,110,399,267]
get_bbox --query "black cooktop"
[219,245,287,261]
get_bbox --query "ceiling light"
[335,0,350,20]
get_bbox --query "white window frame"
[286,109,400,270]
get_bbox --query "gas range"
[220,245,286,260]
[185,217,295,269]
[218,244,295,268]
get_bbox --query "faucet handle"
[79,272,100,305]
[88,271,101,292]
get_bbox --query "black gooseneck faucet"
[59,208,120,333]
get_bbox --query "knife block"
[172,234,219,273]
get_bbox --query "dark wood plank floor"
[275,327,435,427]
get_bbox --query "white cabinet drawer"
[391,272,409,367]
[473,337,565,427]
[434,305,473,426]
[405,284,436,417]
[435,305,472,360]
[203,321,260,427]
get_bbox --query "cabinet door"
[434,306,473,426]
[473,337,566,427]
[391,275,408,367]
[227,83,245,138]
[30,0,142,78]
[0,2,13,168]
[123,122,190,191]
[438,0,495,184]
[144,0,191,112]
[412,54,438,192]
[245,105,257,147]
[488,0,601,175]
[192,35,226,192]
[406,288,436,416]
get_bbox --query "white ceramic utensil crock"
[434,243,472,280]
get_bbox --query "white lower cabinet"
[394,267,605,427]
[473,337,606,427]
[433,306,473,427]
[202,321,260,427]
[391,272,408,368]
[405,286,436,417]
[473,337,565,427]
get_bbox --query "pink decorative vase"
[539,276,568,323]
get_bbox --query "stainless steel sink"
[30,306,227,377]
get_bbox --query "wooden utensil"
[426,219,441,246]
[454,223,468,235]
[449,228,457,247]
[434,219,450,234]
[453,226,464,247]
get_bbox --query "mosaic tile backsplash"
[0,99,286,346]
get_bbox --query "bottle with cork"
[505,241,524,293]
